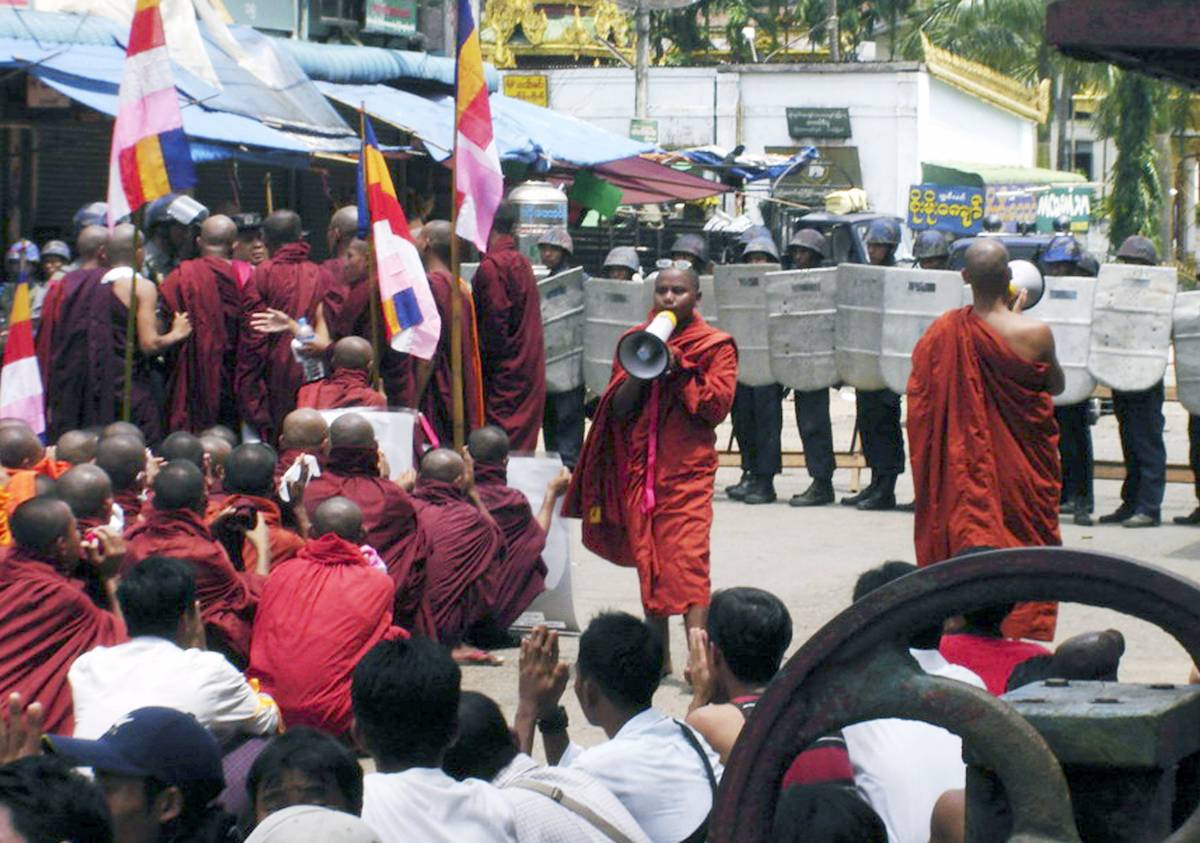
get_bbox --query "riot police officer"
[602,246,641,281]
[670,233,710,275]
[785,228,837,507]
[913,230,951,271]
[143,193,209,280]
[842,218,906,510]
[537,227,576,276]
[1101,235,1166,528]
[537,226,586,468]
[1042,234,1095,526]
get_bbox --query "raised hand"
[518,625,570,718]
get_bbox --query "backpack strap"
[674,719,718,843]
[506,779,641,843]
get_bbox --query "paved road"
[462,393,1200,753]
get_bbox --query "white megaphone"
[618,311,678,379]
[1008,259,1045,309]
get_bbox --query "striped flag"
[454,0,503,252]
[0,255,45,435]
[106,0,195,226]
[357,116,441,360]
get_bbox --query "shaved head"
[108,223,140,267]
[199,435,232,475]
[95,434,146,491]
[331,336,374,372]
[420,448,464,483]
[329,206,358,239]
[466,425,509,465]
[10,497,74,555]
[152,460,206,512]
[56,430,99,466]
[263,210,303,249]
[202,425,238,449]
[311,496,364,542]
[76,225,110,263]
[423,220,452,266]
[963,239,1012,297]
[55,464,112,521]
[157,431,205,468]
[103,421,145,444]
[199,215,236,258]
[223,443,277,498]
[280,409,329,450]
[329,413,376,448]
[0,425,44,469]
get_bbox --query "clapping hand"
[519,626,570,718]
[1,693,43,764]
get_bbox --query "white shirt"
[362,767,518,843]
[843,649,986,843]
[68,636,279,740]
[494,753,652,843]
[561,708,723,843]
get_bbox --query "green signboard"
[364,0,417,35]
[786,107,851,139]
[1035,185,1093,233]
[629,118,659,145]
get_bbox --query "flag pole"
[360,106,383,390]
[449,26,466,451]
[121,211,143,421]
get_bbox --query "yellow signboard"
[503,74,549,108]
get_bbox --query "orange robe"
[0,457,72,545]
[564,314,737,616]
[296,369,387,411]
[907,307,1062,640]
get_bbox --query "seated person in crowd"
[0,756,113,843]
[55,429,100,466]
[769,783,887,843]
[47,706,236,843]
[157,431,206,470]
[1005,628,1126,692]
[273,409,328,495]
[199,434,233,499]
[939,604,1052,695]
[250,497,408,739]
[518,615,723,843]
[244,805,380,843]
[68,555,280,741]
[96,432,150,522]
[443,690,652,843]
[0,497,124,734]
[215,443,303,572]
[296,336,387,411]
[351,637,518,842]
[245,727,364,826]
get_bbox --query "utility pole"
[827,0,839,62]
[635,1,650,117]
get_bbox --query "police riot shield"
[1087,263,1178,391]
[880,268,964,394]
[538,267,586,393]
[698,274,719,328]
[583,278,654,395]
[712,263,780,386]
[765,268,839,391]
[835,264,887,391]
[1037,276,1096,406]
[1174,291,1200,415]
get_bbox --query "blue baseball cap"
[45,707,224,790]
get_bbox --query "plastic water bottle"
[291,317,327,383]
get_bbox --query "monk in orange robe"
[564,267,737,673]
[0,422,71,542]
[124,461,266,666]
[212,443,303,573]
[296,336,387,411]
[908,239,1065,641]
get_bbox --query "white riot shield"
[835,264,887,391]
[583,278,654,395]
[1174,291,1200,415]
[1087,263,1178,391]
[713,262,780,386]
[1038,276,1097,406]
[698,274,719,328]
[765,268,839,391]
[538,267,586,393]
[880,268,965,394]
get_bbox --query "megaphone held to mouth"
[1008,259,1046,309]
[618,311,678,379]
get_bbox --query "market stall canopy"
[1046,0,1200,90]
[922,162,1087,188]
[274,38,499,92]
[561,157,728,206]
[667,146,818,185]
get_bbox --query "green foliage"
[1093,71,1166,250]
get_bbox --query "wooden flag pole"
[360,106,383,389]
[121,212,144,421]
[448,60,466,450]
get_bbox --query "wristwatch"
[537,705,569,734]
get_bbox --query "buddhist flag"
[106,0,195,226]
[357,116,441,360]
[0,256,44,435]
[454,0,503,252]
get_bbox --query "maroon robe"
[472,235,546,451]
[302,446,430,630]
[410,477,507,643]
[160,256,242,432]
[124,507,261,663]
[296,369,387,410]
[35,271,76,393]
[235,242,335,442]
[46,268,161,442]
[273,446,321,491]
[113,487,145,522]
[0,546,125,734]
[473,461,547,628]
[213,493,304,573]
[421,270,485,447]
[322,275,413,407]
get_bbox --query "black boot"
[790,478,834,507]
[743,475,777,505]
[1175,507,1200,526]
[725,471,752,501]
[1073,500,1093,527]
[857,474,897,511]
[841,480,877,507]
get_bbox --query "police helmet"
[1043,235,1083,265]
[741,236,780,262]
[602,246,641,273]
[982,214,1003,233]
[5,240,39,264]
[72,201,109,233]
[230,212,264,233]
[787,228,829,259]
[737,225,772,247]
[865,219,901,247]
[41,240,71,261]
[1052,215,1071,233]
[147,194,209,228]
[669,233,708,264]
[1116,235,1158,266]
[537,227,574,254]
[912,230,950,261]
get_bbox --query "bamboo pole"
[361,107,383,389]
[449,38,466,450]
